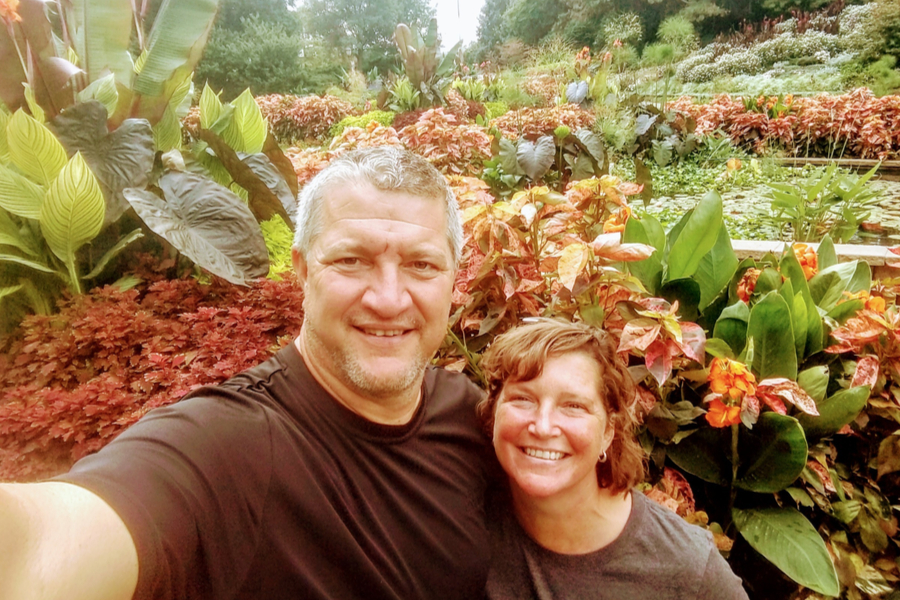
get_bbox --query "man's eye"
[335,257,361,266]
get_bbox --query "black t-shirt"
[57,343,491,600]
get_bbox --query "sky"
[432,0,485,48]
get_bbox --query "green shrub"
[195,15,343,99]
[329,110,396,137]
[597,12,643,48]
[484,101,510,120]
[260,215,295,279]
[657,15,698,56]
[641,43,676,66]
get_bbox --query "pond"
[632,177,900,246]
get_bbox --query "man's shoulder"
[424,366,486,412]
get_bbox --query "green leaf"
[76,74,120,118]
[817,235,837,270]
[746,291,797,380]
[736,413,808,492]
[218,89,266,154]
[0,253,55,273]
[50,102,155,227]
[0,162,45,219]
[0,208,38,256]
[796,386,870,438]
[498,137,524,176]
[123,171,269,285]
[573,128,604,165]
[72,0,134,85]
[713,300,750,356]
[755,267,782,296]
[199,83,223,130]
[0,283,24,303]
[704,337,735,359]
[132,0,219,98]
[623,217,662,295]
[83,229,144,279]
[666,190,722,282]
[809,261,870,311]
[791,291,808,361]
[797,366,829,403]
[666,427,731,486]
[516,136,555,181]
[693,221,737,311]
[40,152,105,265]
[7,110,68,186]
[153,105,182,152]
[0,108,10,163]
[659,278,700,322]
[733,506,839,596]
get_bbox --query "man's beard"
[303,320,429,400]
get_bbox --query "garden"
[1,0,900,597]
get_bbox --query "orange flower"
[726,158,742,171]
[0,0,21,22]
[705,398,742,428]
[709,357,757,401]
[793,243,817,279]
[867,295,886,313]
[602,206,631,233]
[785,94,794,106]
[736,268,760,303]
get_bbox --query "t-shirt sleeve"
[54,391,274,600]
[696,543,750,600]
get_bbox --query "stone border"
[732,240,899,279]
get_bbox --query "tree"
[300,0,435,73]
[472,0,511,60]
[502,0,564,46]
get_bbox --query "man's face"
[293,182,456,402]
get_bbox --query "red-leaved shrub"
[0,270,304,482]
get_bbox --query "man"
[0,147,490,600]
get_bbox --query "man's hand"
[0,482,138,600]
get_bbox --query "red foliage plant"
[668,90,900,159]
[0,268,304,482]
[255,94,356,143]
[492,106,596,141]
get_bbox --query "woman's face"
[492,351,613,503]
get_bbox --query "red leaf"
[757,378,819,416]
[851,355,879,389]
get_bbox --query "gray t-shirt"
[486,490,749,600]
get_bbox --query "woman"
[478,319,748,599]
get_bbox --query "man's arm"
[0,482,138,600]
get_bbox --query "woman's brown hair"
[477,318,644,494]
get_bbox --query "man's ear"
[292,248,308,288]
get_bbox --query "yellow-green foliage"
[260,215,294,279]
[329,110,396,138]
[484,101,510,121]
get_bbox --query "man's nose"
[361,264,412,316]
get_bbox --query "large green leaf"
[0,107,10,163]
[693,221,737,311]
[746,291,797,380]
[796,386,870,438]
[40,152,105,265]
[153,105,182,152]
[0,252,55,273]
[71,0,134,85]
[50,101,155,226]
[713,300,750,356]
[665,190,722,282]
[214,89,266,155]
[798,365,829,403]
[132,0,219,99]
[7,110,67,186]
[736,413,807,492]
[817,235,837,271]
[733,507,839,596]
[623,217,662,294]
[199,83,223,130]
[0,162,45,219]
[516,136,555,181]
[123,171,268,285]
[809,261,870,311]
[666,427,731,486]
[0,208,39,256]
[659,278,700,322]
[76,74,120,118]
[83,228,143,279]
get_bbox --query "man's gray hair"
[292,147,464,263]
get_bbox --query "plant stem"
[729,422,740,519]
